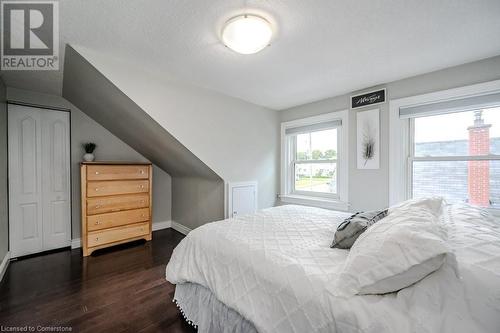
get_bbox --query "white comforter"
[166,204,500,333]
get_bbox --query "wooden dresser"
[80,162,152,256]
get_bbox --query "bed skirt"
[173,283,258,333]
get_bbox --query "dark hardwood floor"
[0,229,196,333]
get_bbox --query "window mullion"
[336,128,340,201]
[290,136,297,193]
[293,159,337,164]
[308,132,312,189]
[408,119,415,200]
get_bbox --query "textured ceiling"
[2,0,500,110]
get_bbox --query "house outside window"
[411,109,500,209]
[390,80,500,215]
[280,110,349,211]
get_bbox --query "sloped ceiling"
[62,45,221,180]
[2,0,500,109]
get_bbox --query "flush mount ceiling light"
[221,14,273,54]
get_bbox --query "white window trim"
[280,110,349,211]
[389,79,500,215]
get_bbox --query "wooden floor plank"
[0,229,196,333]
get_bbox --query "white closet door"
[8,105,44,257]
[8,105,71,257]
[40,110,71,251]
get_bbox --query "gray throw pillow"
[331,210,388,249]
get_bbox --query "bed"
[166,204,500,333]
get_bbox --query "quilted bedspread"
[166,204,500,333]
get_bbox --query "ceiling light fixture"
[221,14,273,55]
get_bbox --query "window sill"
[279,194,349,212]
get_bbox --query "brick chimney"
[468,110,491,207]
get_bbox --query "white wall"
[280,55,500,212]
[6,87,172,238]
[72,46,280,211]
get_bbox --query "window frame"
[280,110,349,211]
[290,131,340,199]
[389,79,500,215]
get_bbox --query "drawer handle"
[140,185,144,189]
[95,188,99,192]
[141,214,145,217]
[96,205,101,209]
[95,221,101,225]
[95,237,99,241]
[140,170,145,174]
[141,200,145,203]
[95,171,99,175]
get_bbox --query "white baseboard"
[71,238,82,249]
[152,220,172,231]
[71,221,172,249]
[171,221,191,235]
[0,251,10,282]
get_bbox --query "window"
[410,108,500,209]
[294,128,338,195]
[390,80,500,215]
[281,110,348,210]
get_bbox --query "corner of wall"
[0,77,9,261]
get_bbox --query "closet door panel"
[8,105,44,257]
[41,110,71,251]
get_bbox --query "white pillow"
[388,197,444,216]
[335,207,449,296]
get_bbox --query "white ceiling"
[2,0,500,110]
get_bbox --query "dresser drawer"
[87,165,149,181]
[87,180,149,197]
[87,208,150,232]
[87,222,149,248]
[87,193,149,215]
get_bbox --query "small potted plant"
[83,142,97,162]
